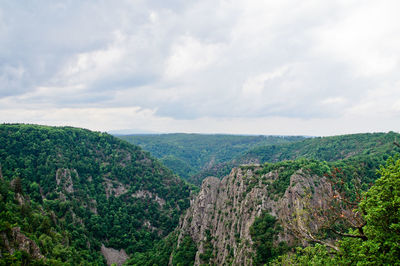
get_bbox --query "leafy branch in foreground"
[275,157,400,265]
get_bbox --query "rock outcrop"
[0,227,44,260]
[175,166,334,265]
[55,168,75,194]
[100,244,129,266]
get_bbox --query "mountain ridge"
[0,124,192,265]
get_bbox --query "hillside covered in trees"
[193,132,400,183]
[1,124,399,265]
[129,149,400,265]
[117,134,304,184]
[0,124,192,265]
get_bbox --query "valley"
[1,124,399,265]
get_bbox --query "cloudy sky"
[1,0,400,135]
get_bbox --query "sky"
[1,0,400,136]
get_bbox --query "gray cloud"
[1,0,400,134]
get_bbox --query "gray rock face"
[101,244,129,266]
[55,168,75,194]
[175,166,334,265]
[0,227,44,260]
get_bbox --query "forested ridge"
[194,131,400,183]
[118,133,305,184]
[269,156,400,265]
[1,124,400,265]
[128,132,400,265]
[0,124,191,265]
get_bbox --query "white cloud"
[164,36,223,79]
[0,0,400,135]
[312,0,400,77]
[242,66,289,96]
[320,97,347,105]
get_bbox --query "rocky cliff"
[175,164,335,265]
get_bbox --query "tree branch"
[394,141,400,148]
[306,232,339,251]
[330,228,367,241]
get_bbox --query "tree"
[172,235,197,266]
[281,157,400,265]
[250,212,287,265]
[339,157,400,264]
[12,177,23,194]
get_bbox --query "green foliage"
[0,179,104,265]
[337,157,400,265]
[270,244,337,265]
[272,157,400,265]
[118,133,304,184]
[0,124,192,264]
[256,159,331,196]
[250,212,288,265]
[172,235,197,266]
[126,232,179,266]
[244,132,400,164]
[199,229,214,264]
[128,233,197,266]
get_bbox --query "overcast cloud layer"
[1,0,400,135]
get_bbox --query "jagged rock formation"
[176,166,334,265]
[1,227,44,260]
[100,244,129,266]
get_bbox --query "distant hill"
[242,131,400,163]
[0,124,191,264]
[117,134,305,184]
[193,131,400,182]
[128,132,400,265]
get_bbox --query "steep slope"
[175,155,387,265]
[0,124,191,265]
[117,133,305,184]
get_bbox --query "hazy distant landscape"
[1,124,400,265]
[1,0,400,265]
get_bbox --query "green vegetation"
[271,157,400,265]
[0,178,104,265]
[118,133,304,184]
[340,157,400,264]
[271,244,337,265]
[0,124,191,264]
[249,212,287,265]
[244,131,400,163]
[170,132,400,185]
[126,232,179,266]
[2,124,399,265]
[127,233,197,266]
[172,235,197,266]
[255,159,331,196]
[199,229,214,264]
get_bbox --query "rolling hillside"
[193,132,400,183]
[0,124,192,265]
[117,134,305,184]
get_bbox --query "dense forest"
[0,124,192,265]
[193,132,400,183]
[126,133,400,265]
[118,134,304,184]
[1,124,399,265]
[269,156,400,265]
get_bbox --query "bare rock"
[101,244,129,266]
[175,166,335,265]
[55,168,75,194]
[0,227,44,260]
[103,178,129,199]
[132,190,166,207]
